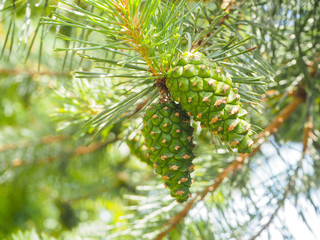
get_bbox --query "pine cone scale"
[142,101,196,203]
[166,51,254,153]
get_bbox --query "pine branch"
[191,0,236,51]
[250,189,286,240]
[250,157,303,240]
[252,92,305,152]
[154,89,306,240]
[154,193,201,240]
[302,116,313,159]
[0,135,67,153]
[127,98,151,119]
[0,0,56,61]
[0,68,70,77]
[111,0,159,75]
[219,0,236,24]
[74,141,113,155]
[261,89,299,101]
[11,138,119,168]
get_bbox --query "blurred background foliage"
[0,0,320,239]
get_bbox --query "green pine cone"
[126,135,153,166]
[141,101,196,203]
[166,51,254,153]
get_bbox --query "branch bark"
[11,138,118,167]
[302,115,313,159]
[0,135,67,152]
[250,156,302,240]
[0,68,70,77]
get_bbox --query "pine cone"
[142,101,195,203]
[126,136,153,166]
[166,51,254,153]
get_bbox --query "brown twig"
[250,156,302,240]
[154,91,306,240]
[155,192,201,240]
[74,141,110,155]
[220,0,235,10]
[251,194,285,240]
[302,116,313,159]
[34,141,112,165]
[0,68,70,77]
[11,138,118,167]
[128,98,151,119]
[254,95,305,148]
[218,0,236,25]
[0,135,67,152]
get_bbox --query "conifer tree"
[0,0,319,239]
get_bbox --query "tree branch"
[0,135,67,152]
[250,189,287,240]
[127,98,150,119]
[0,68,70,77]
[11,138,118,167]
[218,0,236,25]
[302,115,313,159]
[250,156,302,240]
[154,91,305,240]
[113,1,159,75]
[191,0,237,51]
[74,141,111,155]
